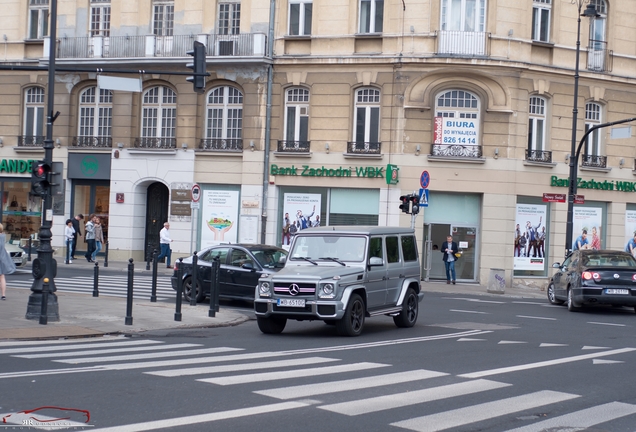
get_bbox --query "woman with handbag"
[0,223,17,300]
[441,235,459,285]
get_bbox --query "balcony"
[199,138,243,152]
[437,31,490,57]
[55,33,267,59]
[277,140,310,153]
[346,142,381,155]
[72,136,112,148]
[133,137,176,149]
[17,136,44,147]
[431,144,482,158]
[586,41,612,73]
[581,154,607,169]
[525,149,552,163]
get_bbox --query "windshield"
[251,248,288,269]
[290,235,367,262]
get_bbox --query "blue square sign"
[419,188,429,207]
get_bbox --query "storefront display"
[1,181,42,243]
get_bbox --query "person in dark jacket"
[441,235,459,285]
[71,214,84,260]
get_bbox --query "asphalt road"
[2,292,636,431]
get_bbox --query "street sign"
[574,195,585,204]
[190,201,200,209]
[542,193,566,203]
[420,170,430,189]
[386,164,399,185]
[191,183,201,202]
[418,188,429,207]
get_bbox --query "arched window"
[78,86,113,146]
[140,86,176,148]
[352,87,381,152]
[433,90,480,157]
[588,0,608,70]
[284,88,310,144]
[204,86,243,150]
[23,87,45,145]
[585,102,602,156]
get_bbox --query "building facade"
[1,0,636,288]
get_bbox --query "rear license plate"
[277,298,305,307]
[605,289,629,295]
[12,258,21,263]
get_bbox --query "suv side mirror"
[242,262,255,270]
[368,256,383,266]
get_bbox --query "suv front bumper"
[254,298,346,320]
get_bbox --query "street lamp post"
[565,1,600,257]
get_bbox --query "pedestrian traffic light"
[410,195,420,215]
[31,161,51,197]
[186,41,206,94]
[399,195,410,213]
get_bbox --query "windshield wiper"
[290,256,318,265]
[319,257,346,266]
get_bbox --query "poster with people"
[513,204,547,271]
[572,207,602,251]
[624,210,636,256]
[282,193,322,248]
[200,190,239,248]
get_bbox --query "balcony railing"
[437,30,489,56]
[72,136,112,148]
[431,144,482,158]
[199,138,243,151]
[277,140,310,153]
[526,149,552,163]
[346,142,382,155]
[133,137,176,149]
[586,41,612,73]
[17,136,45,147]
[56,33,267,59]
[581,154,607,168]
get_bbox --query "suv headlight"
[259,281,271,297]
[319,283,335,299]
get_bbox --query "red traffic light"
[31,161,51,196]
[34,164,49,178]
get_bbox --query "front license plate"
[605,289,629,295]
[277,298,306,307]
[12,258,22,263]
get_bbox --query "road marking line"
[450,309,489,314]
[498,341,527,344]
[54,347,242,364]
[320,379,510,416]
[539,343,568,347]
[445,297,506,304]
[505,401,636,432]
[0,366,106,379]
[458,348,636,379]
[0,339,162,355]
[0,335,128,348]
[587,321,626,327]
[14,343,202,359]
[390,390,579,432]
[582,345,611,350]
[593,359,624,364]
[0,412,90,427]
[255,369,448,400]
[456,338,486,342]
[516,315,557,320]
[511,301,545,305]
[197,362,389,386]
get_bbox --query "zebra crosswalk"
[7,275,175,300]
[2,336,635,431]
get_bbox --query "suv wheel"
[336,293,365,337]
[257,316,287,334]
[393,288,419,328]
[183,277,205,303]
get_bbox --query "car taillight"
[582,271,601,281]
[632,274,636,282]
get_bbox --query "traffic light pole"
[25,0,59,321]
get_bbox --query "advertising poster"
[513,204,547,271]
[432,116,479,146]
[200,190,239,248]
[624,210,636,256]
[572,207,602,251]
[281,193,322,248]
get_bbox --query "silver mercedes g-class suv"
[254,226,423,336]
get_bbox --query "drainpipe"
[261,0,275,244]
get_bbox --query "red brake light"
[632,274,636,282]
[582,271,600,281]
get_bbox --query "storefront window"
[1,180,42,244]
[72,181,110,251]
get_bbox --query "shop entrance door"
[144,182,169,261]
[451,225,477,281]
[428,223,451,280]
[421,224,432,281]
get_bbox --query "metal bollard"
[92,261,99,297]
[174,257,183,321]
[104,241,109,267]
[190,251,198,306]
[125,258,134,325]
[39,277,50,325]
[150,248,158,302]
[208,257,220,317]
[145,248,151,271]
[28,237,33,262]
[213,257,220,313]
[66,238,71,264]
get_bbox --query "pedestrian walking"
[84,214,96,263]
[71,214,83,259]
[0,223,17,300]
[441,235,459,285]
[156,222,173,268]
[64,219,75,264]
[92,217,104,262]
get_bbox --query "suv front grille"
[274,282,316,296]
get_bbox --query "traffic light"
[186,41,206,94]
[31,161,51,197]
[410,195,420,215]
[399,195,410,213]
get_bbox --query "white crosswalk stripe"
[7,275,175,300]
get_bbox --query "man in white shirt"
[156,222,173,268]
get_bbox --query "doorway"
[422,223,477,282]
[144,182,169,260]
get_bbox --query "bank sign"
[551,176,636,193]
[271,164,398,183]
[433,116,478,145]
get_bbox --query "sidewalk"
[0,261,545,341]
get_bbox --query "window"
[434,89,480,147]
[78,86,113,138]
[369,237,383,259]
[590,0,607,49]
[386,236,400,263]
[359,0,383,34]
[401,235,418,262]
[440,0,485,32]
[141,86,176,139]
[206,86,243,142]
[532,0,551,42]
[353,88,380,145]
[527,96,546,151]
[153,1,174,36]
[218,2,241,35]
[289,0,312,36]
[284,88,309,143]
[90,0,111,37]
[28,0,49,40]
[24,87,45,141]
[585,102,602,156]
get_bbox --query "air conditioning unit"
[217,40,235,56]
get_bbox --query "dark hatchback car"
[171,244,288,302]
[548,250,636,312]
